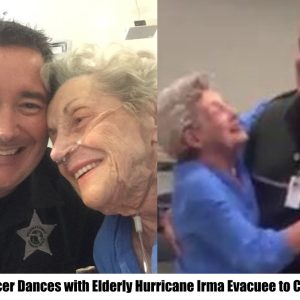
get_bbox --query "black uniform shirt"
[246,90,300,273]
[0,149,103,273]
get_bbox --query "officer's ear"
[182,126,203,150]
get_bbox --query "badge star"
[17,210,56,260]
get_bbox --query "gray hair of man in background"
[158,73,210,160]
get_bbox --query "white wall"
[2,0,157,52]
[158,0,300,111]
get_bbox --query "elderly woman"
[158,72,300,273]
[42,46,157,273]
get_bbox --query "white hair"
[158,73,210,159]
[42,44,157,118]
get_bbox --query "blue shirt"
[172,101,294,273]
[93,215,157,273]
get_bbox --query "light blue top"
[93,215,157,273]
[173,101,295,273]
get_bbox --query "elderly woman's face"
[47,75,156,215]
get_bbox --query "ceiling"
[1,0,157,49]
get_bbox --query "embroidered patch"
[17,210,56,260]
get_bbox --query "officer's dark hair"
[0,20,53,62]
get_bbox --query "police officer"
[0,20,103,273]
[246,31,300,273]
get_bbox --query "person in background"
[158,72,300,273]
[43,45,157,273]
[0,20,103,273]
